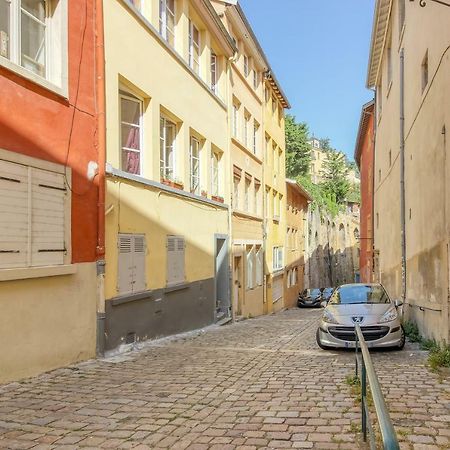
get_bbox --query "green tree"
[319,137,333,153]
[285,115,311,178]
[320,151,351,204]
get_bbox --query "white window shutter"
[272,276,282,302]
[118,234,133,295]
[255,247,263,287]
[0,160,29,269]
[31,168,66,267]
[132,234,146,292]
[167,235,185,285]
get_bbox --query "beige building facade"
[368,0,450,342]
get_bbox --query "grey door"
[215,235,230,321]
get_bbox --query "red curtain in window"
[125,127,140,175]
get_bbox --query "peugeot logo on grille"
[352,316,364,324]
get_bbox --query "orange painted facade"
[0,0,99,263]
[355,101,375,283]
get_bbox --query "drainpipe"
[371,91,376,283]
[95,0,106,356]
[400,48,407,303]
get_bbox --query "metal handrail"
[355,324,400,450]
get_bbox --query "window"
[287,269,292,288]
[232,101,239,139]
[159,0,175,46]
[277,150,282,175]
[272,95,277,114]
[255,246,263,286]
[421,50,428,93]
[253,70,258,89]
[254,180,261,215]
[167,235,185,286]
[265,135,270,162]
[211,52,218,94]
[273,246,284,271]
[376,213,379,229]
[160,117,176,180]
[266,187,271,218]
[233,173,240,209]
[253,121,259,155]
[120,91,142,175]
[377,82,382,119]
[118,234,146,295]
[243,54,249,77]
[272,191,275,218]
[398,0,405,36]
[389,149,392,167]
[211,151,220,197]
[246,245,255,289]
[244,176,251,212]
[0,158,69,269]
[244,112,251,148]
[190,136,200,194]
[188,20,200,74]
[0,0,67,90]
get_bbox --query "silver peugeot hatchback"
[316,283,405,350]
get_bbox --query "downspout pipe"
[95,0,106,356]
[400,48,407,303]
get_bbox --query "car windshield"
[324,288,333,295]
[309,289,321,296]
[329,285,390,305]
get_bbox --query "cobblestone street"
[0,308,449,450]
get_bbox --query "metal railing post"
[362,359,367,442]
[355,330,359,378]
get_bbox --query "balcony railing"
[354,324,400,450]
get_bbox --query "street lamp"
[410,0,450,7]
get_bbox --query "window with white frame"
[211,150,221,197]
[253,69,258,90]
[266,187,271,218]
[387,35,392,86]
[272,94,277,114]
[159,0,175,46]
[246,245,255,289]
[117,234,146,295]
[188,19,200,74]
[120,91,142,175]
[244,112,251,148]
[287,269,292,288]
[167,235,185,286]
[0,156,69,270]
[255,245,263,286]
[253,121,259,155]
[243,54,249,77]
[273,246,283,271]
[232,101,239,139]
[233,173,240,209]
[190,136,200,194]
[0,0,67,89]
[265,135,270,162]
[244,176,251,212]
[254,180,260,215]
[210,52,218,94]
[160,116,176,180]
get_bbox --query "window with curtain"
[120,92,142,175]
[211,151,220,196]
[159,0,175,46]
[211,52,218,94]
[160,117,176,180]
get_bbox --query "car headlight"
[379,307,398,323]
[322,310,339,324]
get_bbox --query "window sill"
[111,289,153,306]
[233,209,264,222]
[0,264,77,282]
[164,282,190,293]
[231,137,263,164]
[0,56,68,99]
[272,269,284,278]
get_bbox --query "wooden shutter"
[0,160,29,269]
[132,234,146,292]
[31,168,66,266]
[167,235,185,285]
[118,234,133,295]
[255,246,263,286]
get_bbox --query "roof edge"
[354,100,375,166]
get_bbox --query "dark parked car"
[298,288,322,308]
[321,288,334,303]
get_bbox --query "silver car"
[316,283,405,350]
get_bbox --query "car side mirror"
[394,299,403,308]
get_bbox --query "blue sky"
[239,0,376,161]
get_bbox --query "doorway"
[234,255,243,316]
[215,235,230,321]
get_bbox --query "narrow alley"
[0,309,448,449]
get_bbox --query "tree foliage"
[320,151,351,204]
[285,115,311,178]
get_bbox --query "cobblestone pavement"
[0,308,449,450]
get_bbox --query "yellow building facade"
[102,0,236,351]
[284,180,311,309]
